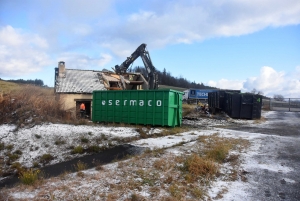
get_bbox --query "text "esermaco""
[101,100,162,107]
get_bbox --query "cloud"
[1,0,300,79]
[207,66,300,98]
[74,0,300,59]
[3,0,297,57]
[207,79,244,90]
[243,66,285,94]
[57,52,112,70]
[0,26,50,77]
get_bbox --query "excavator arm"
[114,43,158,89]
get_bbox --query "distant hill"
[0,80,21,93]
[0,79,53,96]
[158,85,188,92]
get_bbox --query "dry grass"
[0,80,22,94]
[18,168,41,185]
[159,126,190,136]
[182,103,195,116]
[0,84,71,126]
[254,116,267,124]
[182,154,218,180]
[198,134,250,162]
[74,160,87,171]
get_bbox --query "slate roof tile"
[55,69,106,93]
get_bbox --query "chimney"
[58,61,66,77]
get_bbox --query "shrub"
[39,154,54,164]
[72,146,84,154]
[18,169,41,185]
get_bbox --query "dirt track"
[223,111,300,200]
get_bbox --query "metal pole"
[289,98,290,112]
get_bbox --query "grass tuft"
[55,139,66,145]
[87,145,101,153]
[80,137,89,143]
[7,153,20,162]
[5,144,14,151]
[182,154,218,181]
[0,142,5,151]
[39,153,54,164]
[35,134,41,139]
[74,160,87,171]
[18,168,41,185]
[71,146,84,154]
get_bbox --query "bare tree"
[257,91,264,95]
[251,88,257,94]
[250,88,263,95]
[273,94,284,101]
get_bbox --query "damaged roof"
[55,69,106,93]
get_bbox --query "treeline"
[6,79,44,86]
[131,66,217,89]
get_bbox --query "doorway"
[76,100,91,119]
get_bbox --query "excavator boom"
[114,43,158,89]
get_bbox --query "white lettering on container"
[130,100,137,106]
[100,99,162,107]
[139,100,144,106]
[156,100,162,106]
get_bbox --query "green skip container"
[92,89,183,127]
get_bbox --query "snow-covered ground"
[0,123,143,168]
[1,111,299,200]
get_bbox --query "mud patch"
[0,144,145,188]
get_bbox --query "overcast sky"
[0,0,299,98]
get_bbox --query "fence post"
[289,98,290,112]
